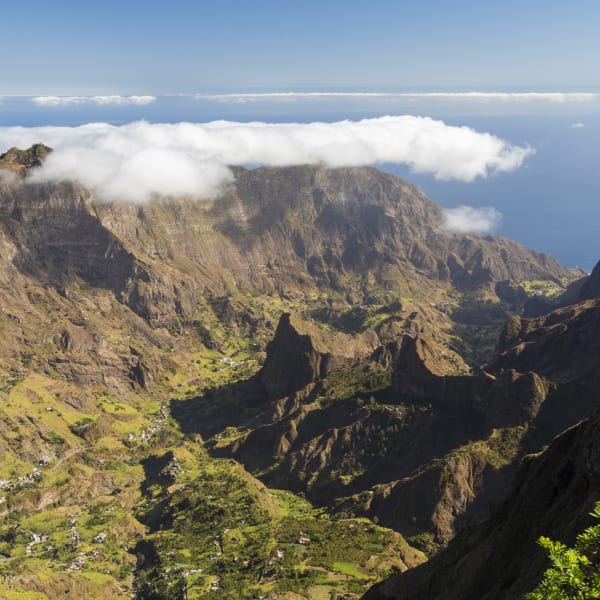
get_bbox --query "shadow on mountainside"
[169,376,269,439]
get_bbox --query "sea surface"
[1,94,598,271]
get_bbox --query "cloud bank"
[442,206,502,234]
[196,92,600,104]
[32,95,156,107]
[0,116,533,203]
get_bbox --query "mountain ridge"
[363,261,600,598]
[0,145,592,598]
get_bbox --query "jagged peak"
[0,143,53,176]
[270,312,379,359]
[259,312,379,404]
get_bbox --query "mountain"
[187,289,599,551]
[0,160,574,380]
[363,409,600,600]
[363,264,600,599]
[0,147,587,598]
[0,143,52,175]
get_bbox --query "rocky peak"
[0,143,52,175]
[260,312,379,404]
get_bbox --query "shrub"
[526,502,600,599]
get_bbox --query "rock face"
[363,408,600,600]
[260,313,379,406]
[0,181,199,329]
[577,258,600,301]
[2,160,572,313]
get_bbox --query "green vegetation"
[486,426,527,468]
[520,279,564,298]
[0,225,570,598]
[322,364,392,401]
[526,502,600,599]
[133,445,421,599]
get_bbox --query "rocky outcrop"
[209,280,600,551]
[0,143,52,175]
[212,321,549,540]
[260,313,379,405]
[362,277,600,598]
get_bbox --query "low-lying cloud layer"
[32,95,156,107]
[442,205,502,234]
[0,117,533,203]
[197,91,600,104]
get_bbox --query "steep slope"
[522,257,600,317]
[577,259,600,301]
[363,409,600,600]
[3,162,572,307]
[0,147,584,598]
[184,314,549,546]
[494,298,600,383]
[93,164,570,298]
[181,259,600,553]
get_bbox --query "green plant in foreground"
[526,502,600,599]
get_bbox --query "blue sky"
[1,0,599,95]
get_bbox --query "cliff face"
[0,181,199,328]
[363,409,600,600]
[2,163,571,315]
[0,157,573,402]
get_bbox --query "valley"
[0,146,594,599]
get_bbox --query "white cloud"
[571,122,585,128]
[32,95,156,107]
[0,117,533,203]
[195,91,600,104]
[442,206,502,234]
